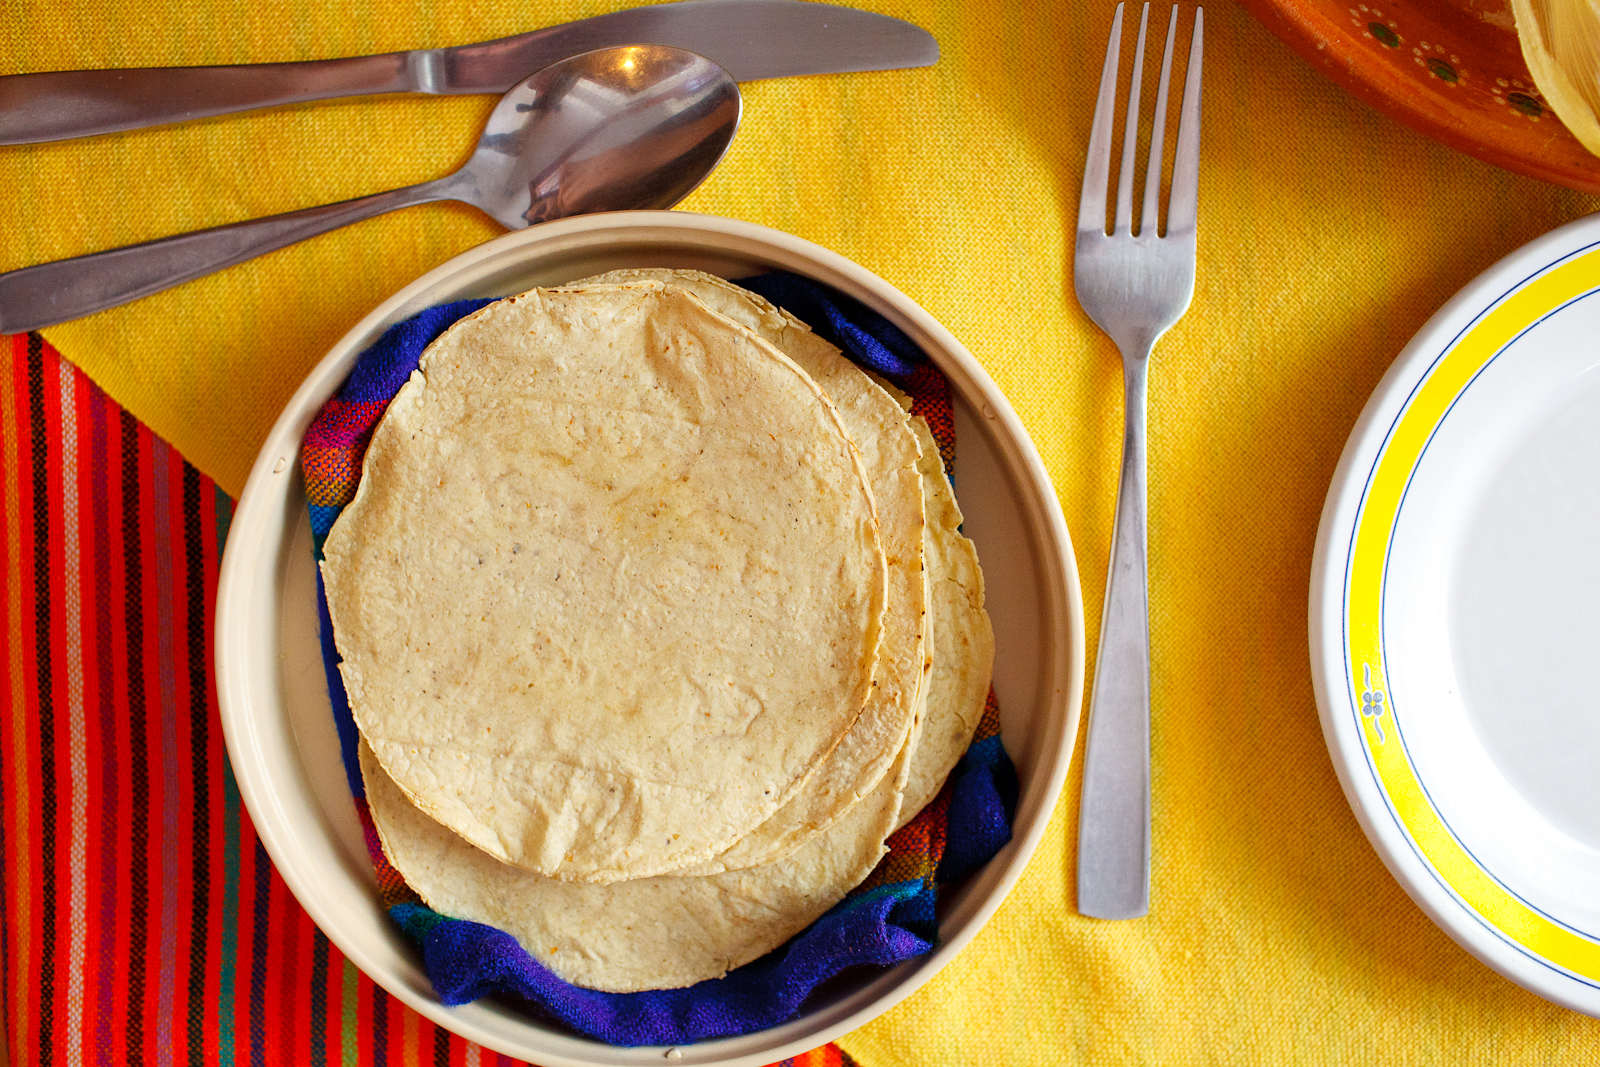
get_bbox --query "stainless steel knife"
[0,0,937,146]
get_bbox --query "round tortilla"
[573,270,928,873]
[321,284,888,883]
[360,736,907,992]
[896,414,995,827]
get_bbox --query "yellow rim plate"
[1311,214,1600,1018]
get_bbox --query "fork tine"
[1166,7,1204,236]
[1112,4,1150,235]
[1139,7,1180,237]
[1077,3,1125,236]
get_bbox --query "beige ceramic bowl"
[215,211,1084,1066]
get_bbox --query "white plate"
[1312,212,1600,1017]
[215,211,1086,1065]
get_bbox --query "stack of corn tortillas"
[319,271,994,994]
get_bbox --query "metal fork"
[1074,1,1203,921]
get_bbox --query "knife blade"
[0,0,936,146]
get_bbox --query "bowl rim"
[216,209,1086,1064]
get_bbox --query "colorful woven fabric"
[301,299,495,515]
[300,277,1016,1046]
[0,331,870,1066]
[775,1047,861,1067]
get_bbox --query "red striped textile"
[777,1046,859,1067]
[0,333,860,1066]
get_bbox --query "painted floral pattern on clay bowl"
[1237,0,1600,193]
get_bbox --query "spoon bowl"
[0,45,741,334]
[455,45,739,227]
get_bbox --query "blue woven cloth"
[736,273,925,378]
[307,275,1016,1047]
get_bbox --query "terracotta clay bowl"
[1238,0,1600,193]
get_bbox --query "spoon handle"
[0,179,457,334]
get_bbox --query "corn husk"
[1513,0,1600,156]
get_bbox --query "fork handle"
[1077,350,1151,920]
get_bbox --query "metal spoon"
[0,45,740,334]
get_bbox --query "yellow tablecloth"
[5,0,1600,1062]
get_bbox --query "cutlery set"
[0,0,1205,924]
[0,46,741,334]
[0,0,938,332]
[0,0,937,145]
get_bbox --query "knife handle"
[0,178,455,334]
[0,52,439,146]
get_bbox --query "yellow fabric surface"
[5,0,1600,1062]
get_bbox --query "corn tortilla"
[360,737,907,992]
[897,414,995,826]
[321,284,888,883]
[574,270,928,872]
